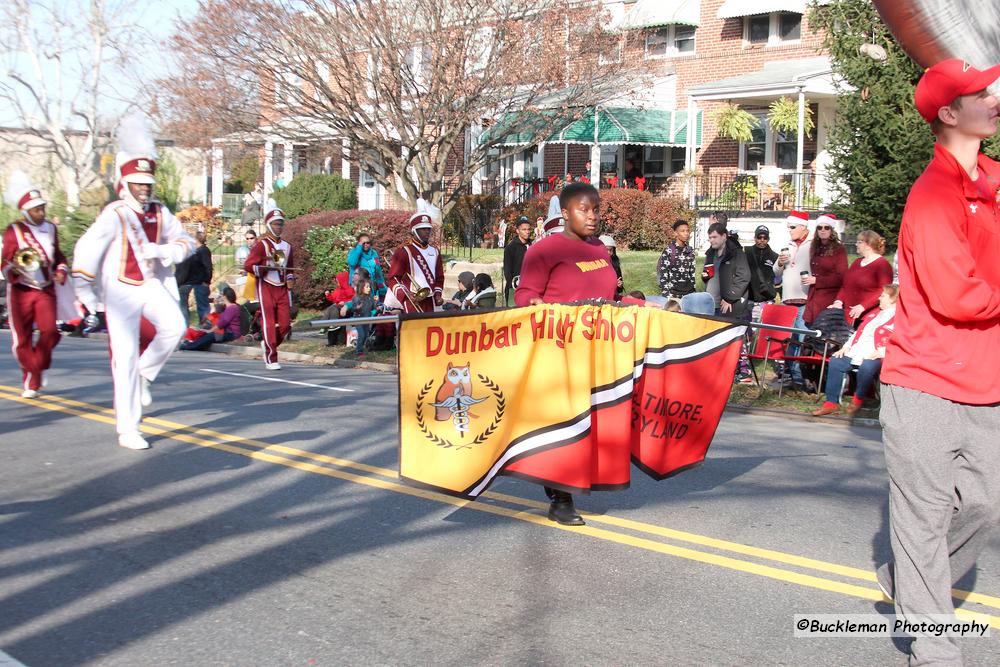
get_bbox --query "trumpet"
[12,247,49,288]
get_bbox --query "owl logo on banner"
[416,362,505,449]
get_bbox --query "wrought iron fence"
[695,171,824,212]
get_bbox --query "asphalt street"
[1,332,999,666]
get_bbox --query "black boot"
[546,488,584,526]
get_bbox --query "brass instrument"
[12,247,49,288]
[267,248,299,272]
[406,272,432,301]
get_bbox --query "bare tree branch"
[161,0,649,215]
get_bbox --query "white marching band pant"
[72,200,194,436]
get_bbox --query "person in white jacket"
[72,114,195,450]
[772,210,813,389]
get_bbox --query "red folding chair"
[747,304,798,395]
[783,339,834,401]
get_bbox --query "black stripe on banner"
[631,456,706,482]
[460,409,592,496]
[643,334,744,370]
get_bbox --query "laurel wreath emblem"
[416,374,506,450]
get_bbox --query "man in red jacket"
[878,59,1000,667]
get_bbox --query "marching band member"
[243,204,295,370]
[2,172,68,398]
[386,199,444,314]
[541,194,564,238]
[72,114,196,450]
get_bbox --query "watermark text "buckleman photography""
[794,615,990,638]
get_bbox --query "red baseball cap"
[914,59,1000,123]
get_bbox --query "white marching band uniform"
[72,114,195,448]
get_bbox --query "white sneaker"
[41,371,49,388]
[118,432,150,450]
[265,362,282,371]
[21,388,38,399]
[140,377,152,407]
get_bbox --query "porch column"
[283,141,295,181]
[341,139,351,180]
[686,97,697,207]
[536,142,545,180]
[210,145,223,208]
[263,140,274,202]
[471,124,483,195]
[796,88,805,208]
[591,107,601,187]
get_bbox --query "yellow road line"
[2,385,999,625]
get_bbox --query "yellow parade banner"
[398,302,746,499]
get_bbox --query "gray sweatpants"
[881,384,1000,666]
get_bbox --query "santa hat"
[542,195,563,233]
[4,170,46,212]
[815,212,839,228]
[408,198,434,232]
[114,113,157,188]
[786,210,809,225]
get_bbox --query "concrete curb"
[724,404,881,430]
[210,342,398,374]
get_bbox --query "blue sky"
[2,0,203,127]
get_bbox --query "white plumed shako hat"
[115,113,157,189]
[4,170,46,212]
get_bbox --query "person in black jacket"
[701,223,750,317]
[502,216,532,305]
[175,231,213,325]
[745,224,778,307]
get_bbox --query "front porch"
[209,117,394,218]
[686,56,841,212]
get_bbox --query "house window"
[779,12,802,41]
[742,114,767,171]
[600,146,619,176]
[645,28,669,58]
[645,25,696,59]
[599,36,624,65]
[643,146,665,175]
[522,146,539,179]
[669,147,686,174]
[746,15,770,44]
[774,128,798,169]
[744,12,802,46]
[674,25,696,53]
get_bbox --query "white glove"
[144,243,164,260]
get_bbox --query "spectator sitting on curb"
[180,288,241,351]
[466,273,497,309]
[814,284,897,417]
[664,299,682,313]
[323,271,355,321]
[340,277,377,357]
[444,271,475,310]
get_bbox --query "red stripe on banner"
[630,337,742,479]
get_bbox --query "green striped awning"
[482,107,702,147]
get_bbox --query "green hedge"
[499,189,694,250]
[274,172,358,218]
